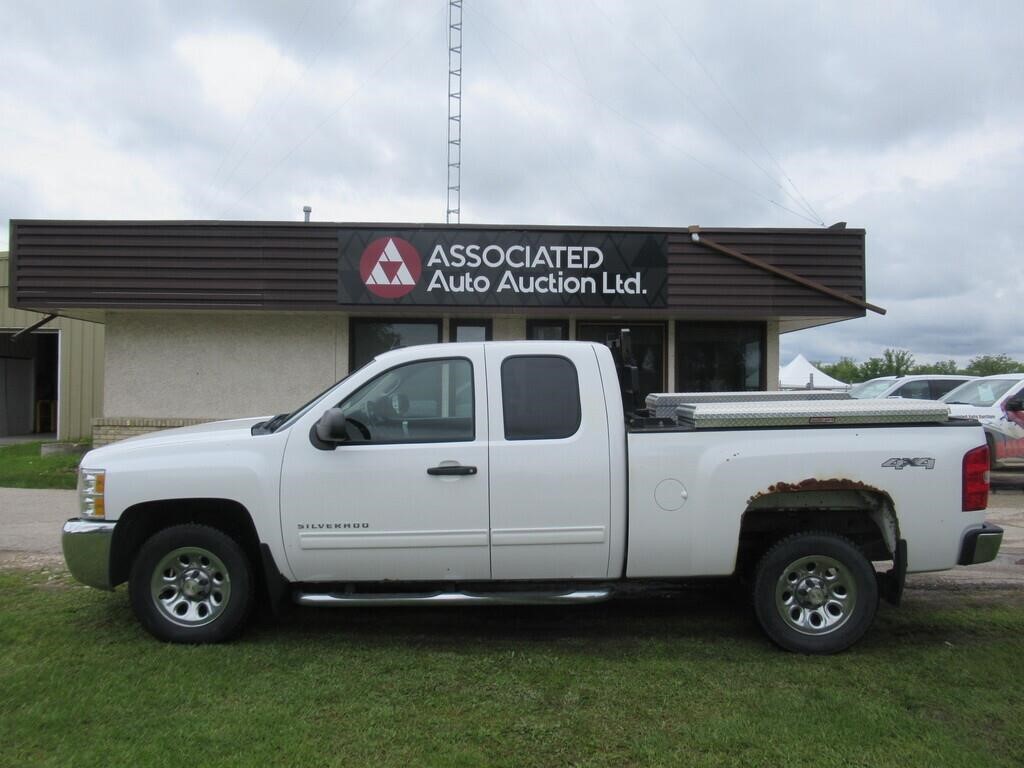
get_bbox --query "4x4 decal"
[881,457,936,470]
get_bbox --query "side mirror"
[1005,398,1024,413]
[310,408,350,450]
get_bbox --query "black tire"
[753,531,878,654]
[129,524,254,644]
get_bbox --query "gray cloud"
[1,0,1021,365]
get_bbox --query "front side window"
[501,356,581,440]
[849,379,896,399]
[893,380,930,400]
[336,358,473,443]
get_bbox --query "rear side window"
[501,356,581,440]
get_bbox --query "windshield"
[941,378,1018,407]
[849,379,895,399]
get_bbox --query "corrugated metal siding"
[11,222,340,310]
[2,255,104,441]
[666,229,865,318]
[58,318,104,440]
[10,221,867,319]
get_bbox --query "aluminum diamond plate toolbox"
[674,399,950,429]
[645,390,850,419]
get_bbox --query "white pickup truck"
[63,341,1003,653]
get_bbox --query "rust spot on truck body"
[747,477,885,506]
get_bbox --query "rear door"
[485,344,612,579]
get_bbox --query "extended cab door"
[485,344,612,579]
[279,348,490,582]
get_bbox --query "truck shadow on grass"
[263,583,760,651]
[89,578,1023,654]
[243,581,1023,655]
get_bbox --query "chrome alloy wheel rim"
[774,555,857,636]
[150,547,231,627]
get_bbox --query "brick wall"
[92,417,217,446]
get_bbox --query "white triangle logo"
[366,238,416,286]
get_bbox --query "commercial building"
[7,220,880,444]
[1,252,104,441]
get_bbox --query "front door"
[280,350,490,582]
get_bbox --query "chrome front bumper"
[958,523,1004,566]
[62,519,116,590]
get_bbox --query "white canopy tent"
[779,354,849,390]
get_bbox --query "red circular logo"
[359,237,422,298]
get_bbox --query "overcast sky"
[2,0,1021,364]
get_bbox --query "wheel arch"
[737,484,899,576]
[110,499,279,604]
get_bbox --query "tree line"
[814,352,1024,384]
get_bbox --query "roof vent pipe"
[303,206,312,223]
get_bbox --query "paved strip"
[0,488,77,555]
[0,487,1021,584]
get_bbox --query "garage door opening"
[0,330,58,438]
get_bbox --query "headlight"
[78,468,106,519]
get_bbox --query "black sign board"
[337,228,667,308]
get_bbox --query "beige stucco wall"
[101,310,788,429]
[104,312,349,419]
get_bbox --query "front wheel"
[753,532,878,654]
[129,524,253,643]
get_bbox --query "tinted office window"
[676,322,765,392]
[501,356,581,440]
[576,323,665,398]
[526,320,570,340]
[450,319,492,342]
[350,319,441,370]
[337,358,473,443]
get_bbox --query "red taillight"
[962,444,990,511]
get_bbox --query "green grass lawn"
[0,442,81,490]
[1,568,1022,767]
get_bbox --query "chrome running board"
[294,588,612,608]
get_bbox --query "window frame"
[348,317,443,372]
[500,354,582,441]
[334,355,476,446]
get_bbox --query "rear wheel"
[129,524,253,643]
[753,531,878,654]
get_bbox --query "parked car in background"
[941,374,1024,470]
[849,375,976,401]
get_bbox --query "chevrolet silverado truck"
[63,341,1003,653]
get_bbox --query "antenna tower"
[446,0,462,223]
